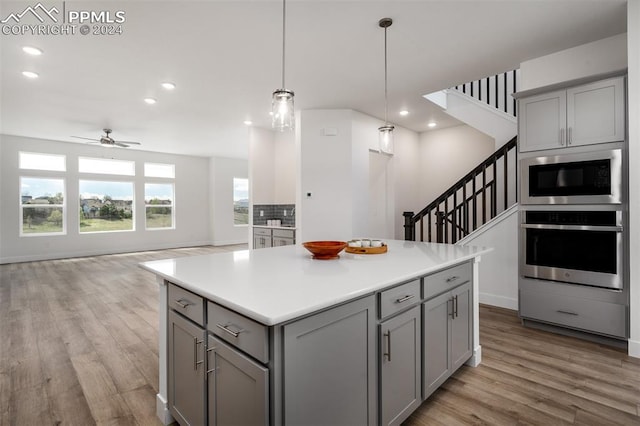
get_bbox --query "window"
[145,183,174,229]
[145,162,175,178]
[79,180,134,233]
[19,152,66,171]
[20,177,65,235]
[79,157,135,176]
[233,178,249,225]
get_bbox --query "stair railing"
[452,69,519,118]
[404,136,517,243]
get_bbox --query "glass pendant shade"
[272,89,295,131]
[379,124,394,154]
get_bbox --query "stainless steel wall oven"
[521,149,622,205]
[521,210,623,290]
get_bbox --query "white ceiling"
[0,0,628,158]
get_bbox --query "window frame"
[19,176,66,237]
[233,177,249,227]
[144,182,175,230]
[79,179,136,234]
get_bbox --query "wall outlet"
[260,210,264,217]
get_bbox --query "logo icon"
[1,2,59,24]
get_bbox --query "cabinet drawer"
[423,262,472,300]
[254,228,272,237]
[273,229,295,239]
[208,302,269,363]
[168,283,205,326]
[379,279,421,319]
[520,288,627,338]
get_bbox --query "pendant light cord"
[383,25,388,125]
[282,0,286,89]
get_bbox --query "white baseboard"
[479,292,518,310]
[0,240,212,264]
[156,394,174,425]
[212,238,249,247]
[629,338,640,359]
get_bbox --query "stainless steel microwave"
[520,149,622,205]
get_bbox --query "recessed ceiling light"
[22,71,39,79]
[428,122,437,128]
[161,82,176,90]
[144,97,157,105]
[22,46,43,56]
[243,120,253,126]
[399,110,409,116]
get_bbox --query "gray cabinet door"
[422,291,452,400]
[207,335,269,426]
[380,305,421,426]
[283,295,376,426]
[450,282,472,371]
[519,89,567,152]
[168,310,206,426]
[272,237,294,247]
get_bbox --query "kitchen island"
[140,240,491,426]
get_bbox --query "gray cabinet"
[380,305,421,426]
[168,310,206,426]
[423,281,472,400]
[253,227,296,249]
[207,335,269,426]
[519,76,625,152]
[283,295,376,426]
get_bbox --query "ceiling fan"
[72,128,142,148]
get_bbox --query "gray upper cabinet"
[380,305,421,426]
[207,335,269,426]
[283,295,377,426]
[423,281,472,400]
[519,76,625,152]
[168,310,206,426]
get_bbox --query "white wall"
[249,127,276,204]
[209,157,249,246]
[627,2,640,358]
[0,134,211,263]
[274,131,296,204]
[460,206,519,310]
[418,125,495,208]
[519,33,627,91]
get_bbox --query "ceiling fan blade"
[71,136,100,142]
[117,140,141,145]
[114,142,130,148]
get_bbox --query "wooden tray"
[345,245,387,255]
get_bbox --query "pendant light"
[378,17,394,154]
[272,0,295,131]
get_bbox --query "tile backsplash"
[253,204,295,227]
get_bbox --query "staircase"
[403,136,517,243]
[425,69,520,149]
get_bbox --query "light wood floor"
[1,246,639,425]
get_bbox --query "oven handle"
[521,224,623,232]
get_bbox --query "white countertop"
[140,240,491,326]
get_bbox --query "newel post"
[403,212,415,241]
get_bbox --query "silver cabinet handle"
[383,330,391,362]
[193,338,204,370]
[448,298,454,319]
[216,323,242,338]
[446,276,459,283]
[206,346,216,375]
[560,128,565,146]
[454,295,458,318]
[557,310,578,316]
[174,299,192,309]
[395,294,415,304]
[568,127,572,145]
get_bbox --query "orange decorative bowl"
[302,241,347,260]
